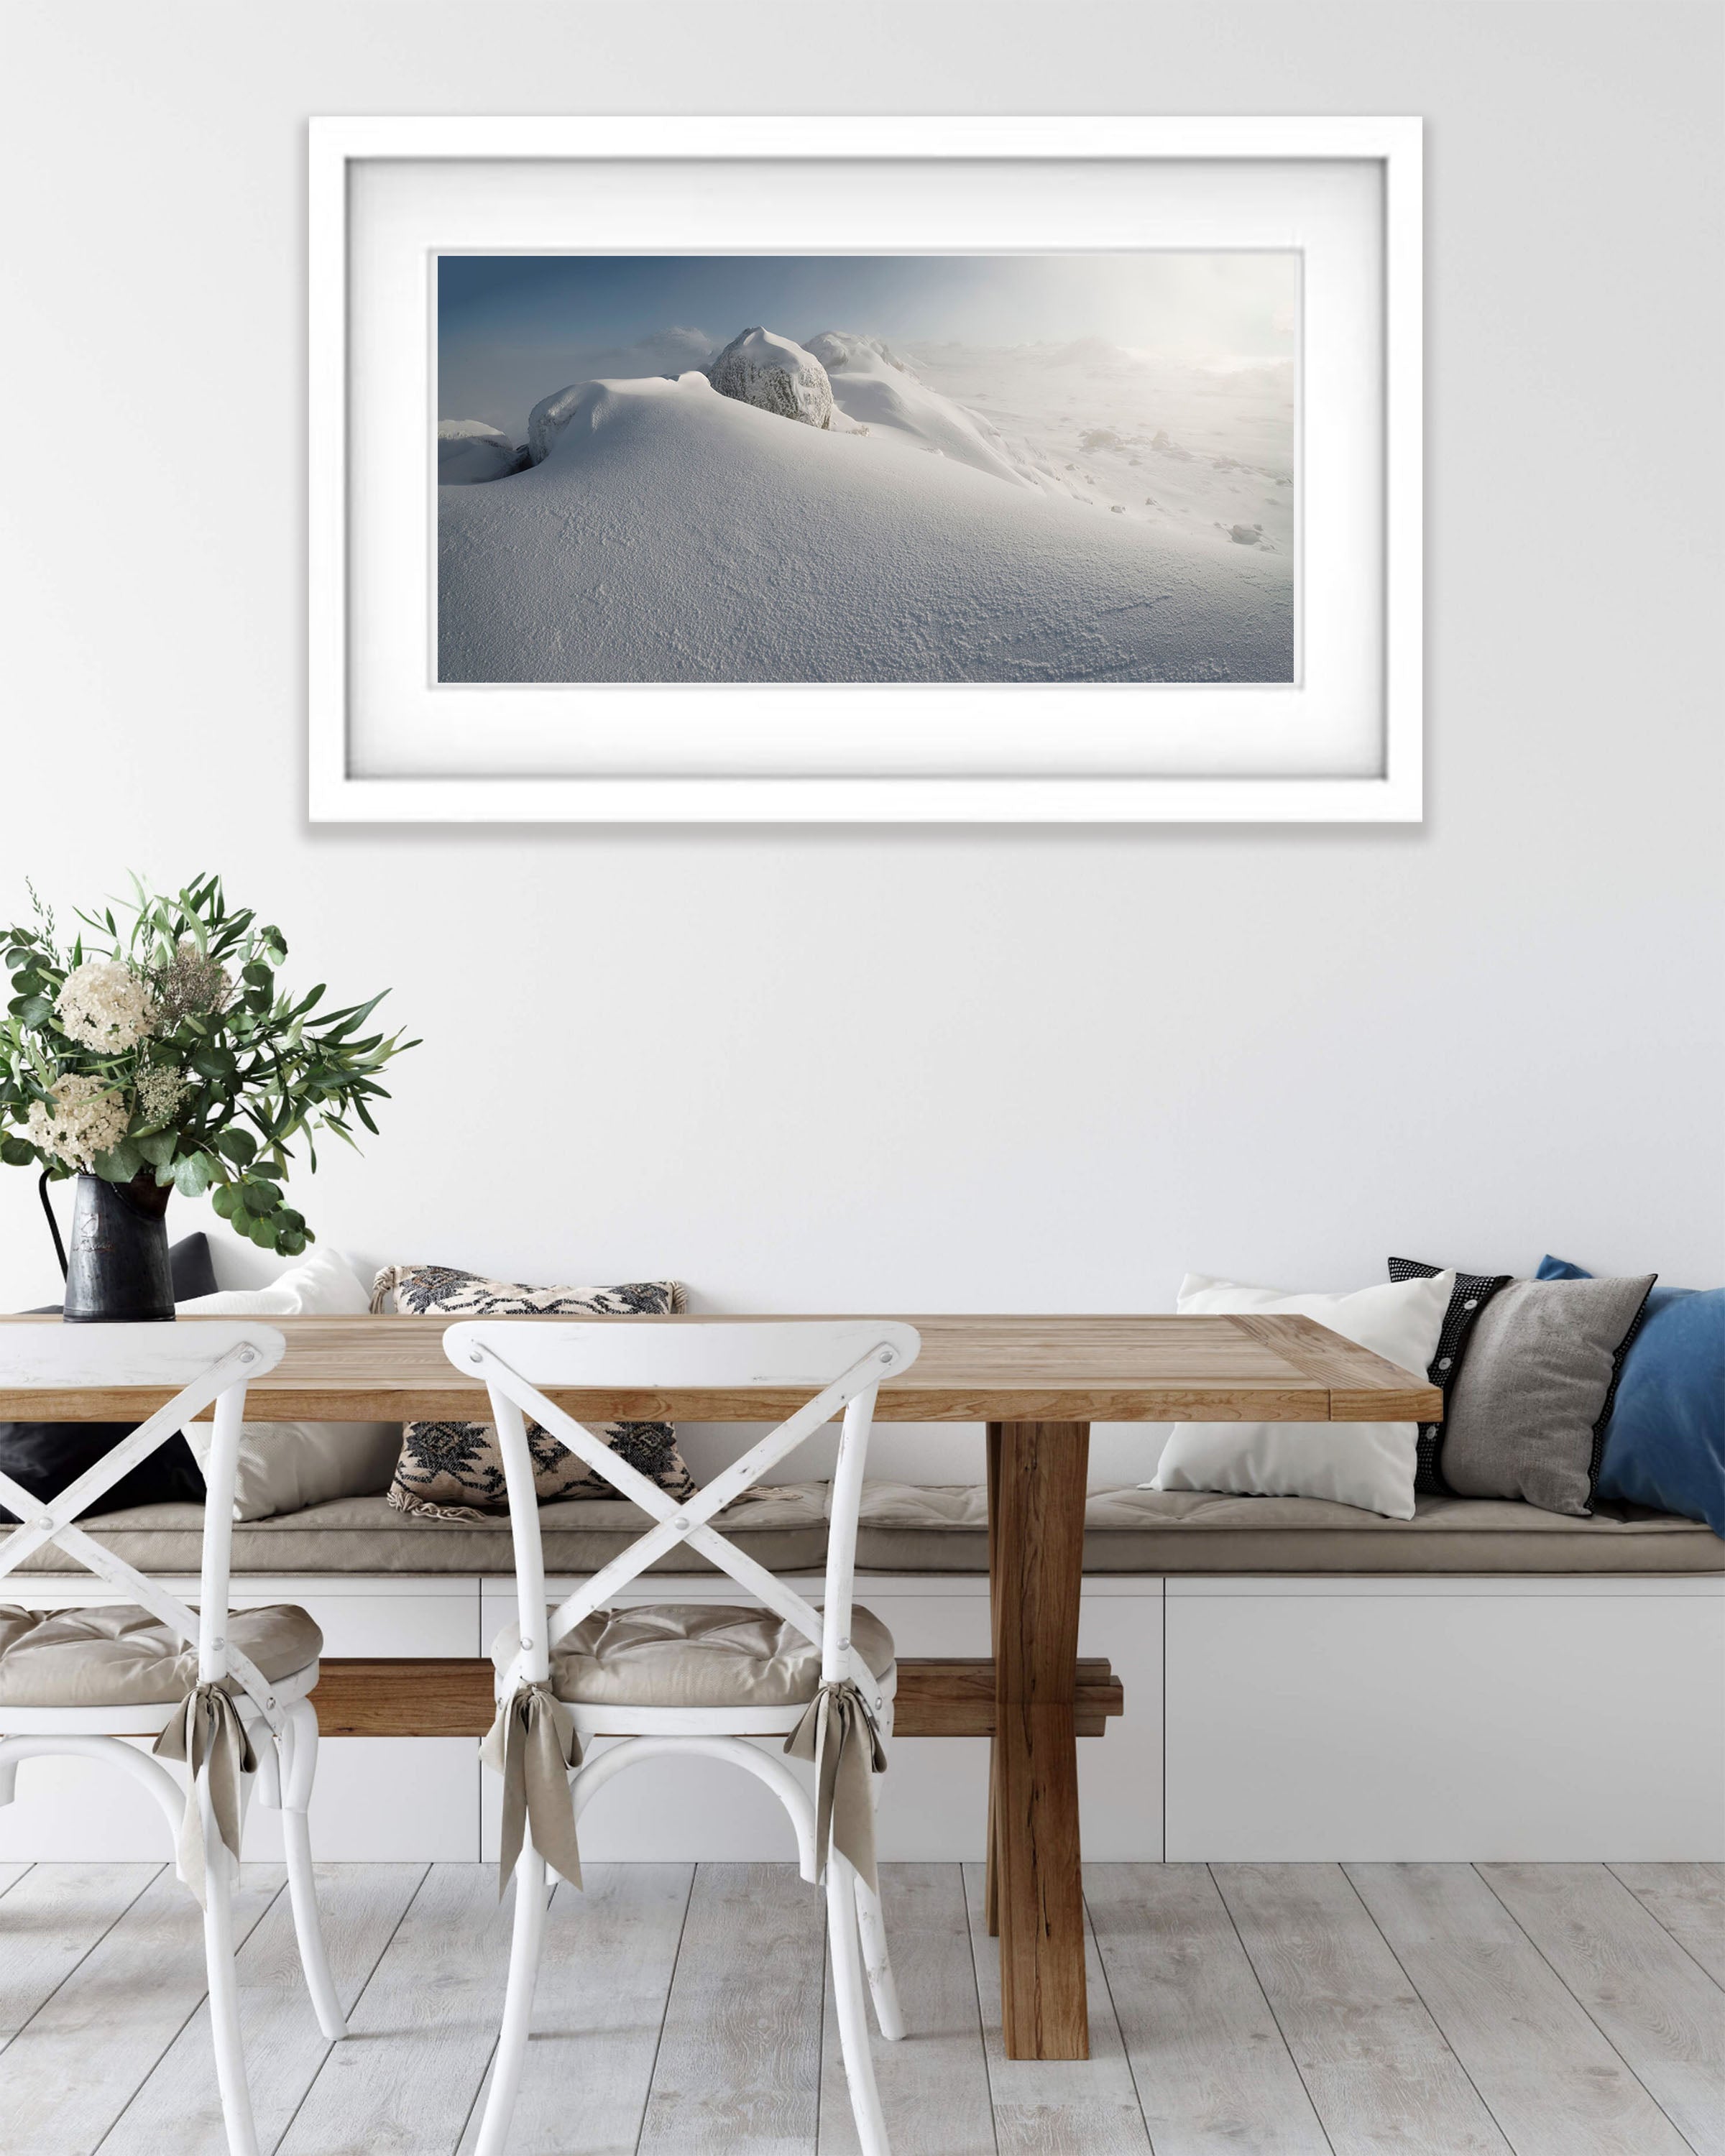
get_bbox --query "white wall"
[1,3,1720,1489]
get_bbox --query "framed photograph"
[309,116,1421,823]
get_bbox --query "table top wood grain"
[0,1312,1442,1424]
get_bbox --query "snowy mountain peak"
[708,327,834,430]
[803,330,914,379]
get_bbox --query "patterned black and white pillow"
[1388,1257,1514,1493]
[373,1265,696,1521]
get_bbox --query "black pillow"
[1388,1256,1514,1493]
[2,1233,218,1522]
[22,1230,218,1314]
[0,1419,206,1523]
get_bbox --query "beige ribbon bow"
[480,1682,584,1894]
[152,1684,258,1909]
[784,1679,887,1891]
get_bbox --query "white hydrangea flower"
[54,959,156,1052]
[24,1073,130,1172]
[134,1058,192,1128]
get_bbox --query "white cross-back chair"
[0,1322,346,2156]
[446,1316,922,2156]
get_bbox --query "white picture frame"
[309,115,1422,824]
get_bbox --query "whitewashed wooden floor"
[1,1861,1721,2156]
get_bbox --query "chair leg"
[828,1852,892,2156]
[474,1843,548,2156]
[853,1869,905,2042]
[203,1825,262,2156]
[277,1704,347,2041]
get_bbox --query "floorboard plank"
[102,1863,428,2156]
[1215,1863,1509,2156]
[964,1860,1151,2155]
[638,1861,828,2156]
[1481,1862,1725,2156]
[1611,1863,1725,1989]
[0,1863,160,2047]
[456,1864,693,2156]
[0,1864,282,2156]
[1087,1863,1330,2156]
[819,1864,994,2156]
[276,1864,515,2156]
[0,1860,32,1899]
[1349,1862,1691,2156]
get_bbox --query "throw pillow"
[1387,1257,1515,1494]
[23,1228,219,1313]
[181,1243,373,1317]
[176,1250,402,1520]
[1147,1270,1454,1519]
[3,1233,222,1520]
[1537,1257,1723,1536]
[1435,1271,1657,1514]
[373,1264,696,1521]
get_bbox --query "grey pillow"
[1440,1274,1656,1515]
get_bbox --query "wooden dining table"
[1,1308,1440,2061]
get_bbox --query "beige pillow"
[177,1250,400,1519]
[373,1265,695,1521]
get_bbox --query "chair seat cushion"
[492,1601,896,1710]
[0,1602,323,1709]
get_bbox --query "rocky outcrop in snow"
[707,328,833,429]
[437,421,528,485]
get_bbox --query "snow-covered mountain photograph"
[436,253,1297,686]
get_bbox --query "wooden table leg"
[986,1416,1090,2060]
[985,1422,1003,1937]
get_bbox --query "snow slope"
[911,340,1295,550]
[803,331,1037,489]
[438,370,1292,684]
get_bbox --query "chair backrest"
[0,1322,286,1715]
[443,1318,921,1697]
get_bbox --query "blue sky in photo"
[436,252,1297,438]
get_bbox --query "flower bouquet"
[1,874,414,1316]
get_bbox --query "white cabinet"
[1164,1577,1725,1862]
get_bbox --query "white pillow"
[176,1250,399,1519]
[1146,1270,1454,1519]
[180,1243,373,1317]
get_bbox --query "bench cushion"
[11,1483,830,1577]
[492,1602,896,1709]
[0,1601,321,1708]
[11,1480,1719,1578]
[854,1483,1725,1574]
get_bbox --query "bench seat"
[15,1479,1721,1576]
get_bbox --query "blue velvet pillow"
[1537,1256,1724,1536]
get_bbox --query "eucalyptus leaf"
[92,1140,144,1182]
[1,1135,36,1167]
[172,1151,217,1197]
